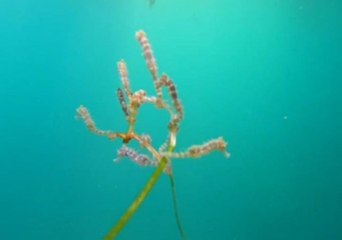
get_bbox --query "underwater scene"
[0,0,341,239]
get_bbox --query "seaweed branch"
[77,30,230,239]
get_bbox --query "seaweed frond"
[77,30,230,239]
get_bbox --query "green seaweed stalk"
[104,156,168,239]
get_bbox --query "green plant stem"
[169,175,187,240]
[104,157,168,240]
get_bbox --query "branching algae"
[77,30,230,239]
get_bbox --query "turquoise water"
[1,1,341,239]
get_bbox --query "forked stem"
[104,157,168,239]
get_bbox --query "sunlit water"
[1,1,341,239]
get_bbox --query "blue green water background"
[1,1,341,239]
